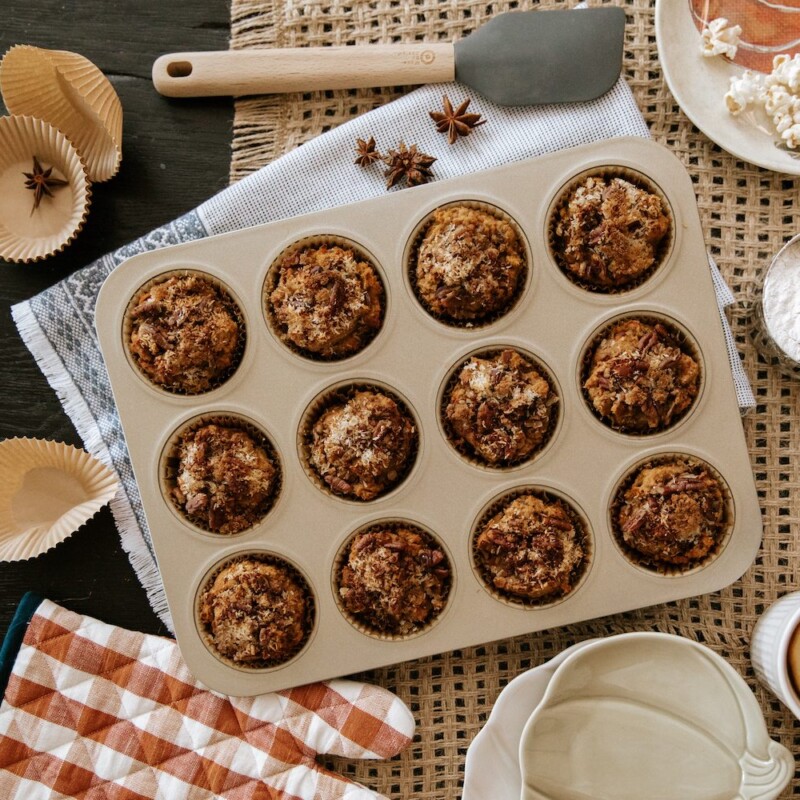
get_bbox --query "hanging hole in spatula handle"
[165,60,193,79]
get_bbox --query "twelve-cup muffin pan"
[95,137,761,696]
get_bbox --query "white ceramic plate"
[519,633,793,800]
[461,640,596,800]
[655,0,800,175]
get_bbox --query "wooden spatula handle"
[152,45,455,97]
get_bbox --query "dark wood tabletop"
[0,0,233,638]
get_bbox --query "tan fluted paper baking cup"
[0,438,119,561]
[0,115,91,263]
[0,45,122,182]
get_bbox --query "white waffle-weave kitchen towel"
[11,74,755,629]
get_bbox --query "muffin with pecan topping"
[475,493,586,601]
[554,175,670,289]
[307,389,417,500]
[338,526,451,636]
[128,274,242,393]
[199,557,312,664]
[268,243,384,359]
[445,348,557,465]
[413,205,525,322]
[615,459,726,567]
[584,318,700,432]
[171,423,279,534]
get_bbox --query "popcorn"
[764,83,792,117]
[701,18,742,59]
[772,53,800,92]
[782,124,800,149]
[723,53,800,148]
[725,70,764,114]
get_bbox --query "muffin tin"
[95,137,761,696]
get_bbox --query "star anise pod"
[22,156,69,215]
[429,95,486,145]
[383,142,436,189]
[354,136,382,167]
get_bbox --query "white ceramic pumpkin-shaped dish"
[519,633,793,800]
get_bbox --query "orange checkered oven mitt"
[0,594,414,799]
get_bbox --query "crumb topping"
[309,390,416,500]
[172,423,277,534]
[415,205,525,320]
[617,461,725,566]
[269,244,384,357]
[200,559,310,663]
[128,275,241,393]
[445,349,557,464]
[339,527,451,635]
[555,177,670,289]
[475,494,584,600]
[584,319,700,432]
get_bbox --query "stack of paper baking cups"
[0,45,123,262]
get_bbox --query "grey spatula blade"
[455,7,625,106]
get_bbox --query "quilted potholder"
[0,594,414,799]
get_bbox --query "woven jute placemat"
[230,1,800,796]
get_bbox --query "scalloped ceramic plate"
[656,0,800,175]
[519,633,793,800]
[462,640,595,800]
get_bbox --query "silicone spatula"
[152,7,625,106]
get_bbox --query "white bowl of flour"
[759,233,800,376]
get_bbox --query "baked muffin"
[128,274,241,393]
[555,176,670,289]
[199,558,311,664]
[475,494,585,600]
[616,460,725,566]
[268,244,384,358]
[584,319,700,432]
[414,205,525,321]
[308,390,416,500]
[445,348,557,465]
[338,526,451,635]
[172,423,278,534]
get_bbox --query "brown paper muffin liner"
[263,234,387,362]
[0,45,123,182]
[161,412,282,535]
[195,550,316,670]
[609,453,734,577]
[298,380,420,502]
[547,166,674,294]
[0,438,118,562]
[123,269,247,396]
[438,345,561,470]
[0,115,91,263]
[579,312,705,436]
[471,486,592,609]
[405,199,530,329]
[332,519,453,641]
